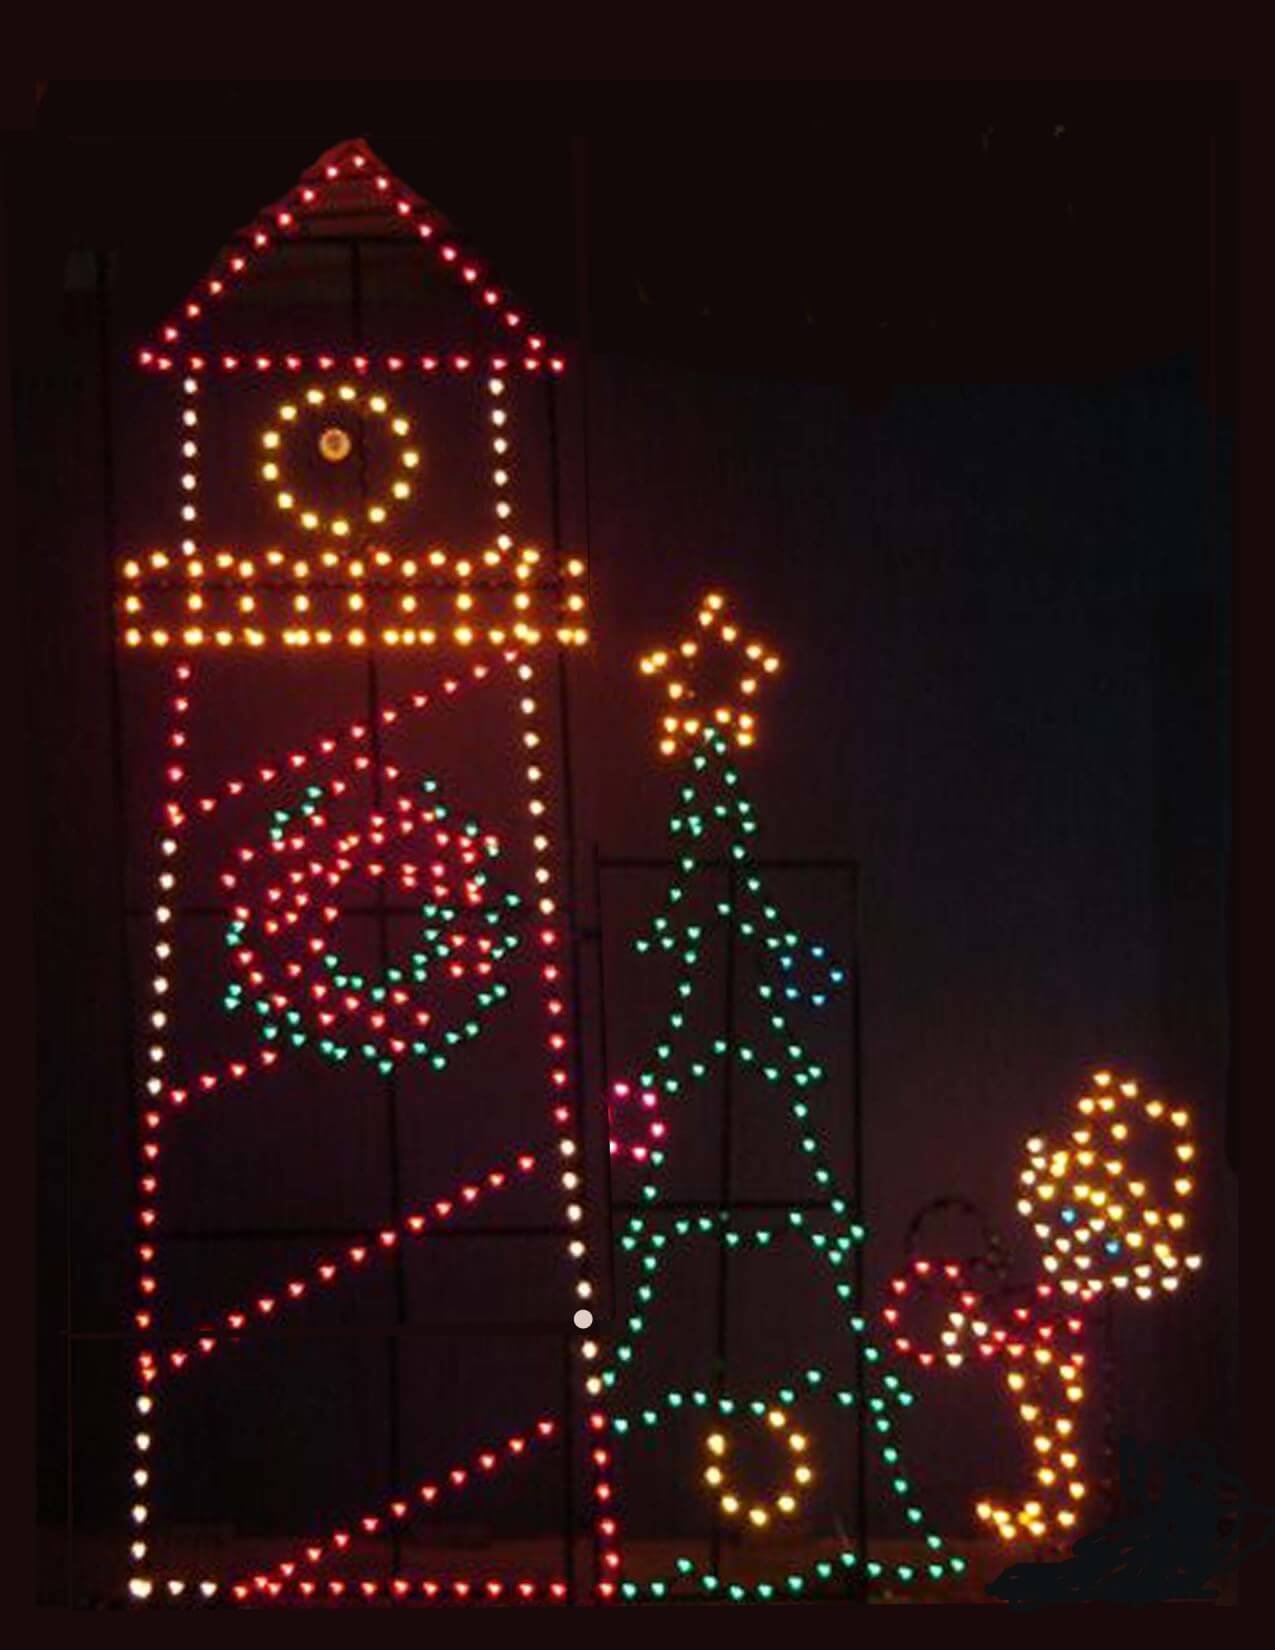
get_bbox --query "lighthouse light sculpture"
[117,138,616,1606]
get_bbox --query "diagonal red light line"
[176,656,495,831]
[138,647,614,1595]
[152,656,507,1122]
[233,1418,560,1597]
[145,1151,541,1387]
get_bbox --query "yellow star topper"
[638,591,781,758]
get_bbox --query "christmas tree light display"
[103,137,1209,1609]
[599,594,968,1601]
[116,138,615,1605]
[882,1072,1202,1547]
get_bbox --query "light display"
[117,137,615,1605]
[637,590,781,756]
[1018,1073,1201,1303]
[260,383,420,537]
[883,1071,1202,1546]
[231,1421,562,1602]
[152,1150,538,1378]
[702,1409,815,1527]
[599,596,966,1601]
[107,133,1205,1609]
[135,138,563,370]
[120,543,589,651]
[221,775,522,1076]
[607,1081,668,1165]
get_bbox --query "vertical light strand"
[489,373,515,554]
[512,654,620,1597]
[128,659,195,1601]
[179,374,199,560]
[130,344,203,1602]
[485,369,527,648]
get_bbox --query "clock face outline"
[259,381,421,540]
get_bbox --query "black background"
[12,81,1235,1599]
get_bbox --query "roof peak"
[141,138,557,362]
[303,135,391,179]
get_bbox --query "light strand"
[235,1420,559,1598]
[602,702,964,1600]
[140,139,558,364]
[887,1071,1203,1546]
[128,660,194,1600]
[513,654,621,1596]
[150,1154,539,1383]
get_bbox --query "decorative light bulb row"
[236,1577,569,1604]
[140,352,566,375]
[122,546,580,586]
[120,546,589,652]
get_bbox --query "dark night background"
[13,82,1234,1601]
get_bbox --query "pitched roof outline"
[138,137,560,366]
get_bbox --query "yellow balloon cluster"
[886,1069,1204,1548]
[1017,1070,1202,1303]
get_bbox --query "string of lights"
[884,1072,1203,1546]
[119,134,614,1603]
[599,605,967,1600]
[150,1155,539,1382]
[120,544,589,651]
[139,353,567,377]
[607,1081,668,1165]
[126,648,616,1600]
[137,139,561,368]
[233,1420,561,1600]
